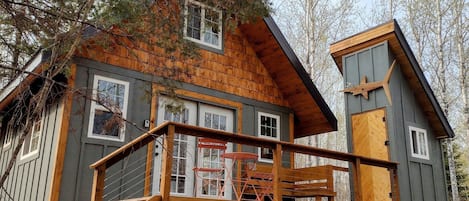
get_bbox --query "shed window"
[21,114,43,159]
[2,125,12,148]
[184,0,222,49]
[88,75,129,142]
[409,126,429,160]
[258,112,280,162]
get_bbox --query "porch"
[90,122,400,201]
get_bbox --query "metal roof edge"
[393,20,455,138]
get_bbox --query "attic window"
[184,0,222,50]
[409,126,430,160]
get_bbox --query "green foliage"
[443,142,469,200]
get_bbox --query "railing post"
[273,144,282,201]
[390,167,400,201]
[352,157,362,201]
[144,140,155,196]
[160,125,175,201]
[91,165,106,201]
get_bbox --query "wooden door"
[352,108,391,201]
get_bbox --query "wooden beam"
[49,63,76,201]
[273,144,282,201]
[390,168,401,201]
[160,124,175,201]
[144,85,159,196]
[289,113,294,167]
[352,158,362,201]
[91,165,106,201]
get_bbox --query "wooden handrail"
[90,122,170,169]
[90,122,400,201]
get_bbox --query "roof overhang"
[0,50,47,111]
[240,17,337,138]
[330,20,454,139]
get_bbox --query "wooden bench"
[244,164,337,201]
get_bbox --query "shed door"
[352,108,391,201]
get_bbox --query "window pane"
[187,3,201,40]
[93,109,120,137]
[204,113,211,128]
[411,130,418,154]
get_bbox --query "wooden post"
[272,144,282,201]
[352,158,362,201]
[144,141,155,196]
[390,168,400,201]
[160,125,175,201]
[91,165,106,201]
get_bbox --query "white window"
[88,75,129,142]
[21,115,43,159]
[184,0,223,49]
[409,126,430,160]
[258,112,280,162]
[3,125,13,148]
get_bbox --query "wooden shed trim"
[330,20,454,139]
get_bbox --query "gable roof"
[330,20,454,139]
[240,17,337,138]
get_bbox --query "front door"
[152,97,234,198]
[196,104,234,198]
[152,96,197,196]
[352,108,391,201]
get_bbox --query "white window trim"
[184,0,223,50]
[87,75,129,142]
[3,128,12,149]
[257,112,280,163]
[409,126,430,160]
[20,113,43,160]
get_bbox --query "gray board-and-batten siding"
[342,41,448,201]
[0,100,63,201]
[59,57,293,200]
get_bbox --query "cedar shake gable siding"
[77,17,337,137]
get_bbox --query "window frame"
[184,0,223,50]
[20,113,43,160]
[2,125,13,149]
[257,112,280,163]
[408,126,430,160]
[87,75,129,142]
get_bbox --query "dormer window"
[184,0,222,50]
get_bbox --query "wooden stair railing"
[90,122,401,201]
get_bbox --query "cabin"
[331,20,454,201]
[0,2,447,201]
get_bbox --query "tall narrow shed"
[331,20,454,201]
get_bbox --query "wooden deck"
[90,122,400,201]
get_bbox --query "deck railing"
[90,122,400,201]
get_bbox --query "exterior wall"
[0,100,63,201]
[76,28,289,107]
[343,42,447,201]
[61,58,292,200]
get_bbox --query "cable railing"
[90,122,400,201]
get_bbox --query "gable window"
[184,0,222,49]
[88,75,129,142]
[258,112,280,162]
[21,114,43,159]
[409,126,429,160]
